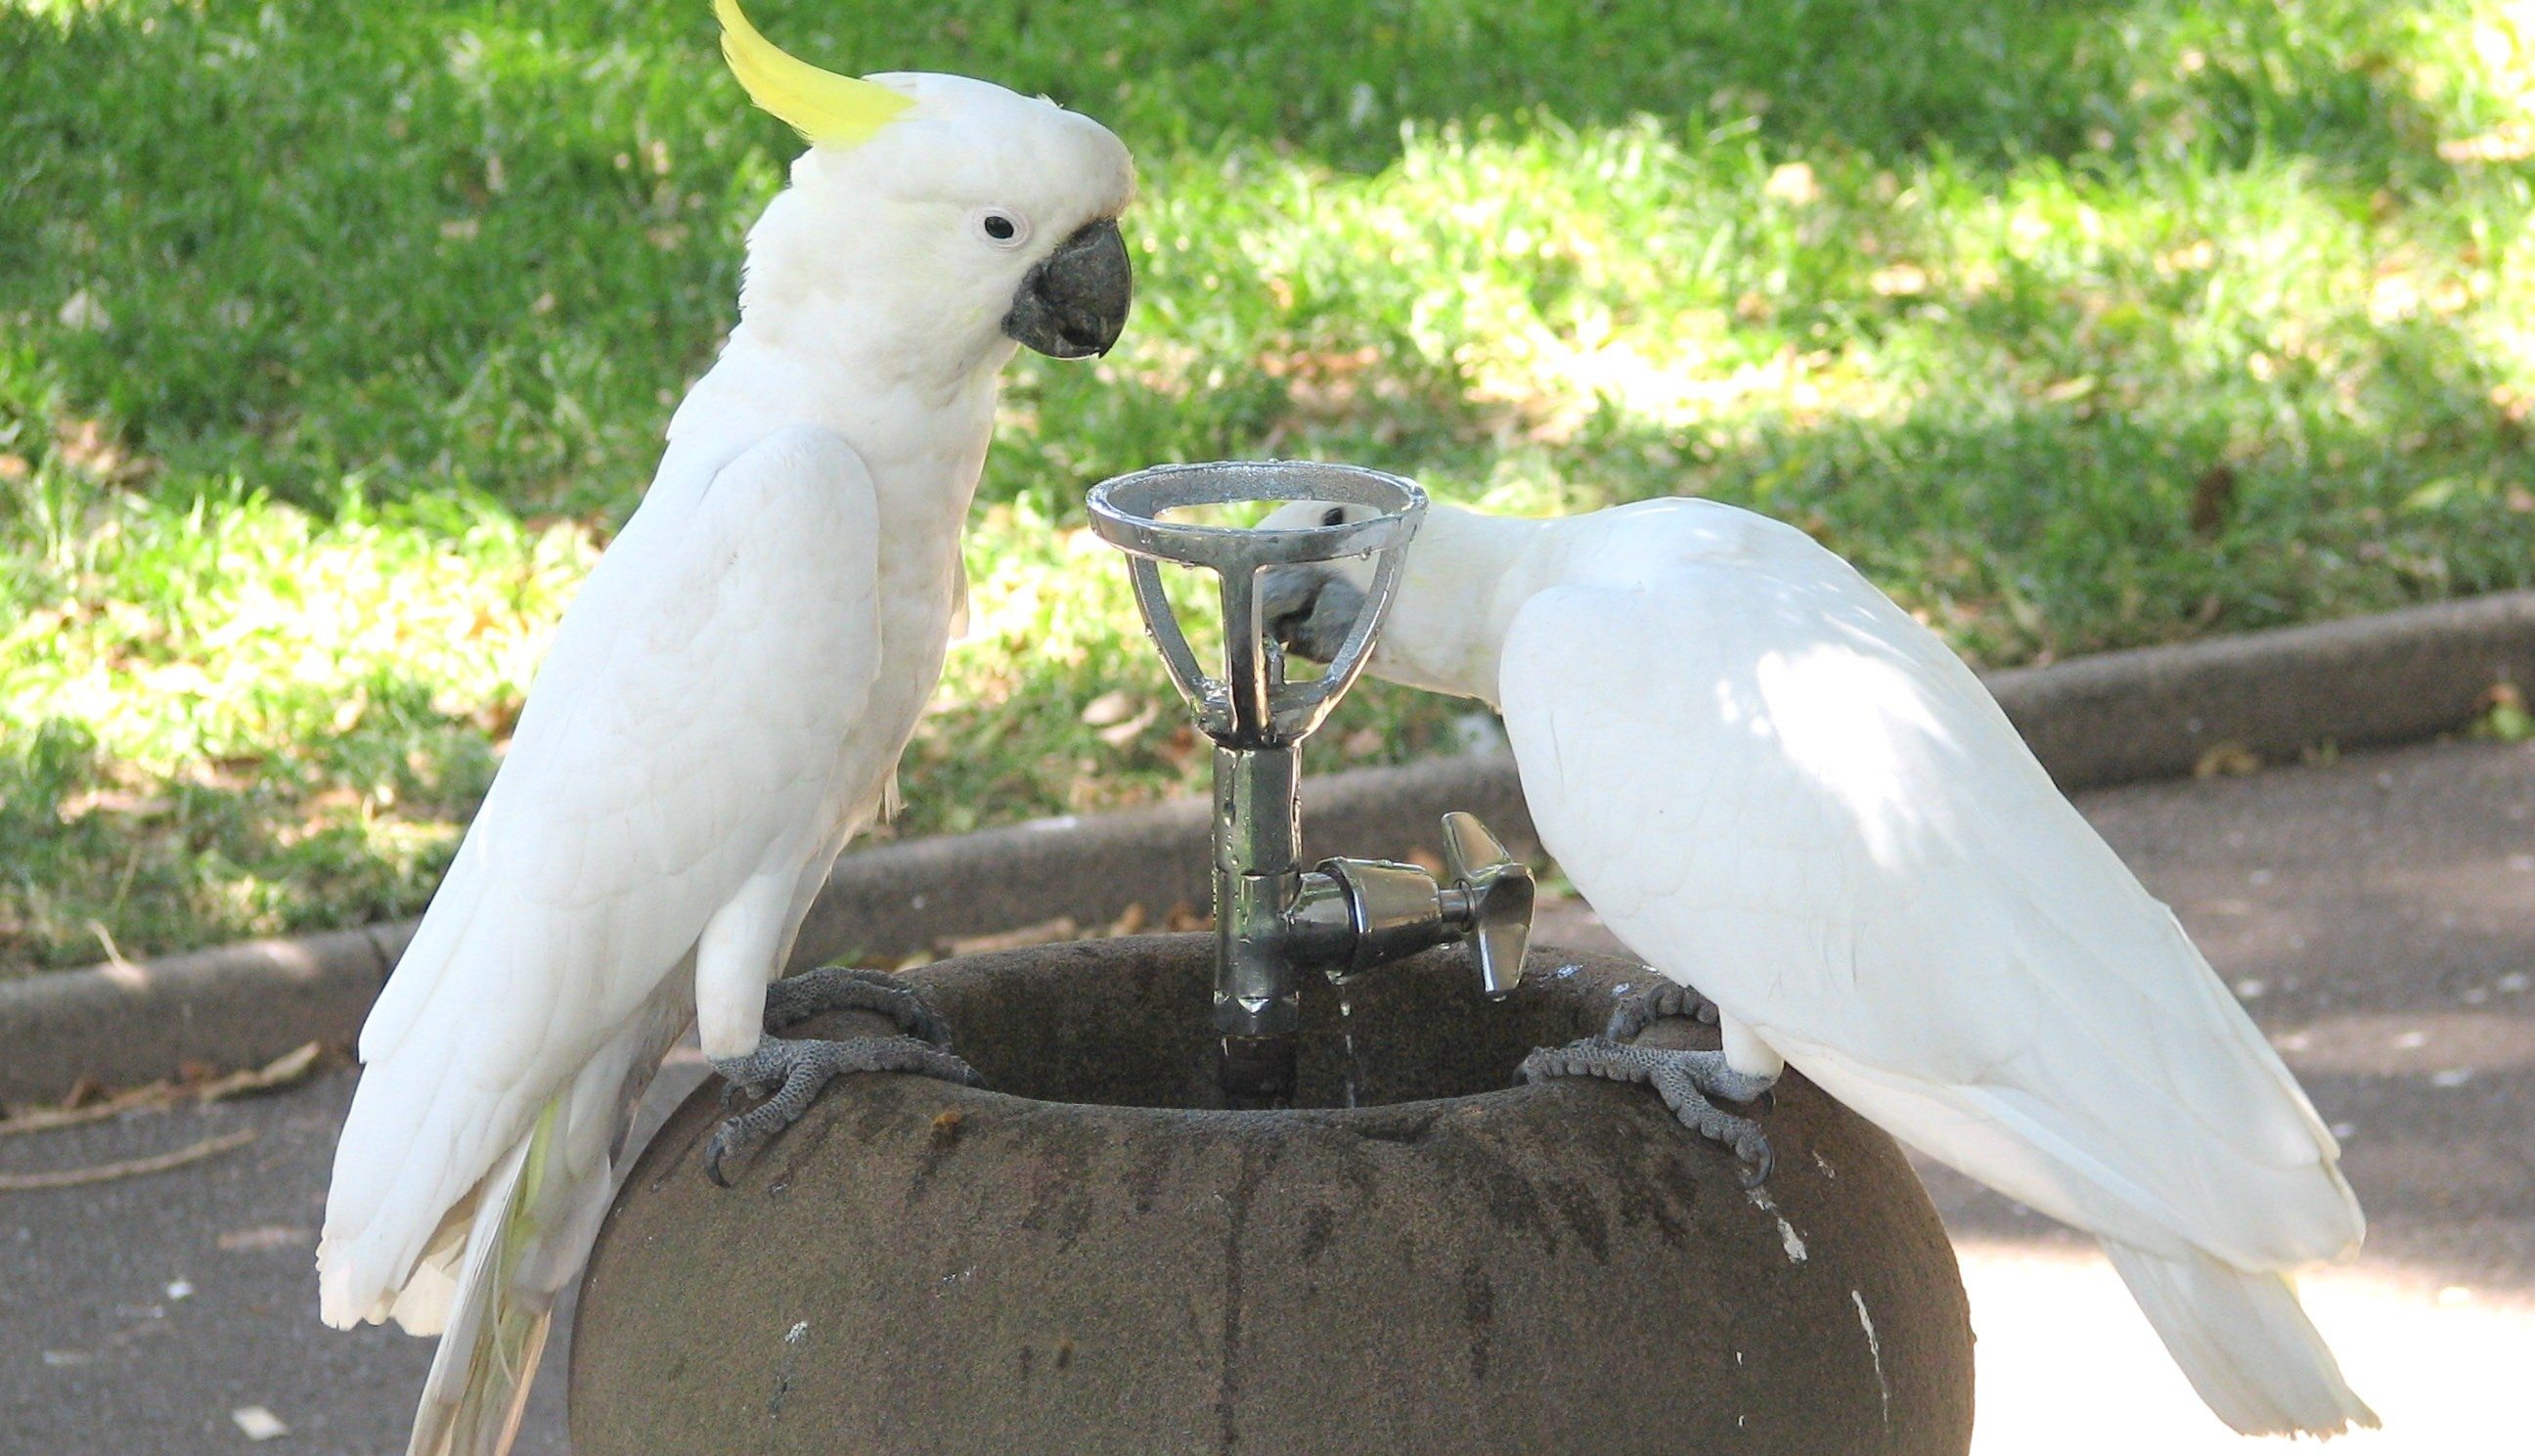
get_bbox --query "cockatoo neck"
[719,307,1013,419]
[665,272,1006,601]
[1374,505,1545,707]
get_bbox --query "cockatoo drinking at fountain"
[1261,495,2376,1438]
[318,5,1135,1451]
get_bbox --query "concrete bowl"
[571,934,1973,1454]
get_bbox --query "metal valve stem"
[1215,740,1307,1095]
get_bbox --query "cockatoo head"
[1260,497,1525,705]
[720,0,1136,373]
[1258,499,1383,666]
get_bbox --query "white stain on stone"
[1747,1187,1807,1263]
[1812,1150,1837,1178]
[1852,1289,1890,1425]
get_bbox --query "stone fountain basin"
[571,935,1973,1454]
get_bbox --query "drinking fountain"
[1083,461,1533,1106]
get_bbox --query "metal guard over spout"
[1088,462,1536,1106]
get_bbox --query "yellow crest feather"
[716,0,912,150]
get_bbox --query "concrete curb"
[5,588,2530,1105]
[1989,587,2535,791]
[0,924,416,1108]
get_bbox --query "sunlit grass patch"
[4,0,2534,971]
[2,468,595,968]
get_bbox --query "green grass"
[6,0,2535,973]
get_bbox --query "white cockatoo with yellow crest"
[317,6,1136,1451]
[1261,496,2376,1439]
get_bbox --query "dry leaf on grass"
[1079,690,1137,727]
[1095,701,1160,747]
[216,1224,313,1254]
[2193,742,2263,778]
[939,916,1081,957]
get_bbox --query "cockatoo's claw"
[1518,1036,1777,1187]
[1601,979,1722,1041]
[703,1034,984,1187]
[762,965,954,1047]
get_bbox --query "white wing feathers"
[321,425,884,1332]
[1498,547,2373,1434]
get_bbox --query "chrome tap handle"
[1306,812,1534,1000]
[1440,813,1534,999]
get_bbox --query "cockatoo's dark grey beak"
[1003,216,1133,359]
[1261,563,1365,664]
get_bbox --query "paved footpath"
[3,737,2529,1454]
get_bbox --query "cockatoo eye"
[974,207,1030,249]
[1320,506,1347,527]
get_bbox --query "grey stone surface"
[573,939,1974,1456]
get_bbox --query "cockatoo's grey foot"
[762,965,954,1045]
[1601,979,1722,1041]
[704,1035,982,1188]
[1519,1037,1778,1187]
[716,967,959,1113]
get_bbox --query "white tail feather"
[2103,1241,2379,1437]
[406,1110,557,1456]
